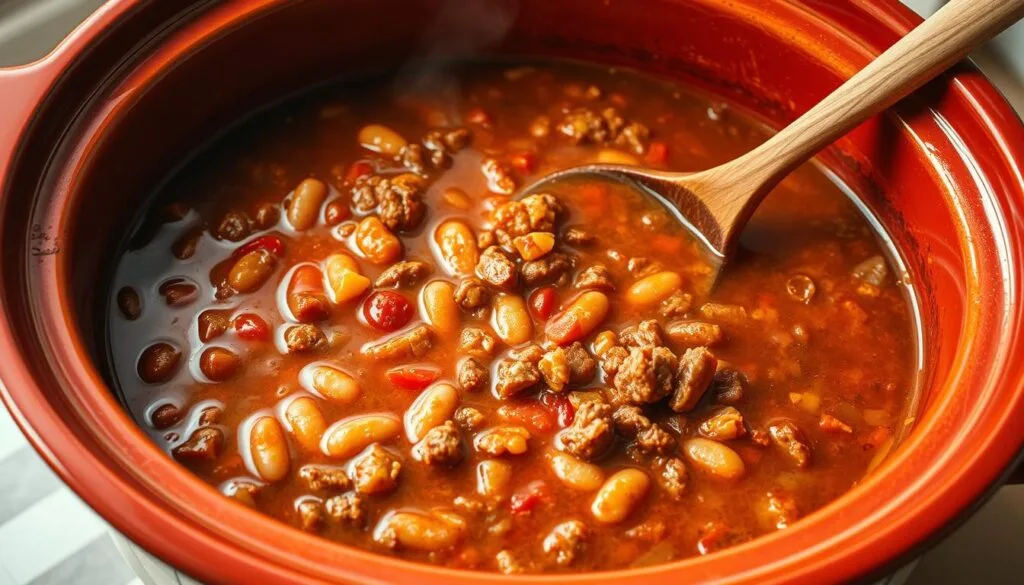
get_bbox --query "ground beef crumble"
[613,405,674,454]
[350,444,402,494]
[412,421,464,466]
[538,348,569,391]
[542,520,588,567]
[539,342,596,391]
[454,406,486,431]
[492,194,563,247]
[768,420,813,468]
[457,357,489,393]
[619,319,663,348]
[297,499,324,532]
[495,357,542,398]
[350,174,425,232]
[482,157,517,194]
[284,324,328,353]
[654,456,688,499]
[660,291,693,318]
[521,252,573,287]
[699,406,746,440]
[599,346,629,378]
[669,347,718,412]
[361,325,432,360]
[324,492,366,526]
[624,519,667,542]
[459,327,497,358]
[454,277,491,310]
[563,227,595,247]
[496,550,527,574]
[611,346,678,405]
[476,246,518,289]
[573,264,615,291]
[557,401,613,459]
[555,107,651,153]
[374,260,431,288]
[299,464,352,491]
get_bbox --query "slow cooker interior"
[61,0,955,411]
[10,0,1007,581]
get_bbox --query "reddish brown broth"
[108,62,917,573]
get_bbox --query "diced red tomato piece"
[645,140,669,165]
[232,235,285,258]
[288,265,325,295]
[528,287,557,320]
[509,480,551,515]
[509,151,537,174]
[544,311,583,346]
[233,313,270,341]
[362,291,414,332]
[497,401,554,434]
[286,265,330,323]
[385,365,441,391]
[344,161,374,182]
[540,392,576,427]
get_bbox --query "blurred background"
[0,1,1021,584]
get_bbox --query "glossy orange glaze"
[109,62,915,572]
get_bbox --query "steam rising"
[394,0,519,98]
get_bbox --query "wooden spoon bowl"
[523,0,1024,272]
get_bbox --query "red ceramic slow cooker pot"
[1,1,1022,583]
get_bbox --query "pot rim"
[1,1,1023,584]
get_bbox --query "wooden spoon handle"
[705,0,1024,236]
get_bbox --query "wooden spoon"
[525,0,1024,266]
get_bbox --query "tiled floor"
[0,407,140,585]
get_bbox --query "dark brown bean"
[228,249,277,293]
[171,227,202,260]
[137,342,182,384]
[117,286,142,320]
[324,199,351,226]
[288,178,328,230]
[198,309,231,342]
[285,324,328,353]
[198,406,223,426]
[159,278,199,307]
[161,202,190,223]
[172,427,224,461]
[150,403,183,429]
[200,347,241,381]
